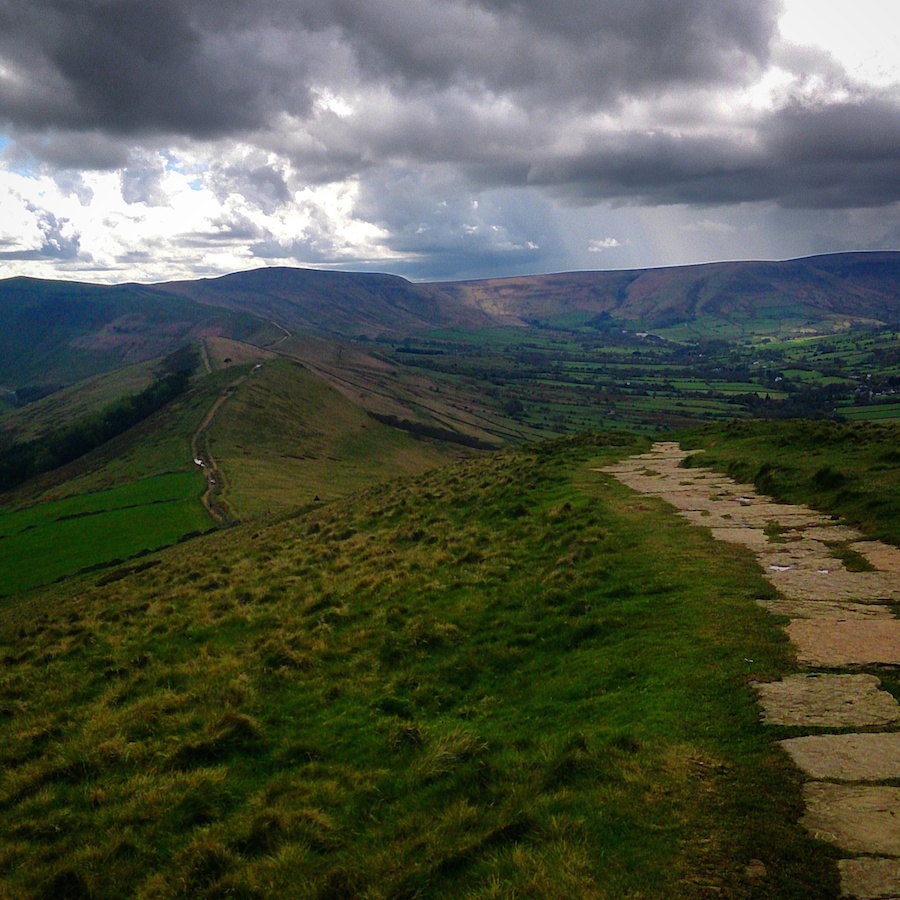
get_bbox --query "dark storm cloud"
[0,0,897,225]
[0,0,313,139]
[294,0,777,103]
[0,0,779,139]
[524,94,900,209]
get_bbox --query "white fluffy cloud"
[588,238,623,252]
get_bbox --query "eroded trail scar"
[191,375,248,525]
[601,442,900,900]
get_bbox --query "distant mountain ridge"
[156,267,494,335]
[433,252,900,328]
[1,251,898,392]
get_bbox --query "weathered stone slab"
[803,525,864,543]
[766,567,900,603]
[853,542,900,575]
[710,527,772,548]
[755,675,900,728]
[781,733,900,781]
[676,498,768,518]
[610,474,685,493]
[757,598,894,620]
[760,539,840,565]
[838,857,900,899]
[788,619,900,667]
[802,783,900,855]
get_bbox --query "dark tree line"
[0,345,199,492]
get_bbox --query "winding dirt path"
[601,442,900,899]
[191,375,248,525]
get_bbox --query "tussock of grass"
[0,431,840,897]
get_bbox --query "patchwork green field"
[0,472,211,596]
[378,324,900,435]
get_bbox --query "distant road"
[269,321,292,347]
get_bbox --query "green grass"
[0,371,247,595]
[0,472,211,595]
[0,359,159,445]
[835,402,900,421]
[206,359,464,519]
[6,371,233,505]
[0,432,839,898]
[681,419,900,545]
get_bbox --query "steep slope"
[0,354,477,592]
[0,277,270,392]
[0,359,160,446]
[0,369,225,595]
[202,357,467,519]
[437,252,900,330]
[157,266,494,337]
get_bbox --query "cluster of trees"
[0,346,198,492]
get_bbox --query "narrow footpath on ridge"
[601,442,900,900]
[190,374,250,525]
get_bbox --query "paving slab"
[803,525,864,543]
[767,568,900,603]
[606,443,900,892]
[760,538,841,564]
[756,598,895,620]
[709,527,773,549]
[853,542,900,575]
[788,619,900,667]
[755,675,900,728]
[781,733,900,781]
[838,857,900,899]
[802,783,900,855]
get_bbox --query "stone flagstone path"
[601,442,900,899]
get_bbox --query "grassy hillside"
[4,258,900,896]
[0,433,840,898]
[4,252,897,405]
[0,368,246,594]
[0,356,476,594]
[0,278,268,392]
[159,267,493,337]
[203,358,466,519]
[0,360,160,446]
[275,333,530,448]
[437,252,900,335]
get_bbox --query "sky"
[0,0,898,284]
